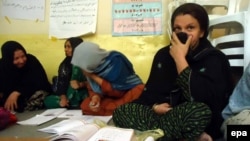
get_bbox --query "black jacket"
[134,39,234,139]
[0,54,52,104]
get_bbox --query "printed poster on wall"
[49,0,98,39]
[112,0,162,36]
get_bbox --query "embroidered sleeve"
[55,62,71,95]
[176,66,193,101]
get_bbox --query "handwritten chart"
[1,0,45,21]
[112,0,162,36]
[49,0,98,39]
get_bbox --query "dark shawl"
[54,37,83,95]
[0,41,52,101]
[134,39,234,139]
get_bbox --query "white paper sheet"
[17,115,56,126]
[49,0,98,39]
[17,108,67,126]
[1,0,45,21]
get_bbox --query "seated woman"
[112,3,234,141]
[0,41,52,112]
[44,37,88,109]
[71,42,144,115]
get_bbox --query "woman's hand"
[4,91,20,111]
[70,80,86,89]
[60,95,69,107]
[169,32,192,74]
[153,103,172,115]
[70,80,80,89]
[89,95,101,112]
[170,32,192,60]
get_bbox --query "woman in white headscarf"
[71,42,144,115]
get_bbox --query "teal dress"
[44,66,88,109]
[66,66,88,108]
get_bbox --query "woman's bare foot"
[196,132,213,141]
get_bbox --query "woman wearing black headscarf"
[0,41,52,112]
[44,37,88,109]
[112,3,234,141]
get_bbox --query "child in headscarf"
[71,41,144,115]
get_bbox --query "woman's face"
[64,41,73,57]
[172,14,204,49]
[13,49,27,68]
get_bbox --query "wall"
[0,0,171,83]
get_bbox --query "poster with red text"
[112,0,162,36]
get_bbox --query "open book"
[38,119,134,141]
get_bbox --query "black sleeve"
[133,46,178,106]
[189,54,233,110]
[54,59,72,96]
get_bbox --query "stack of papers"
[17,108,67,125]
[17,108,112,126]
[17,115,56,126]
